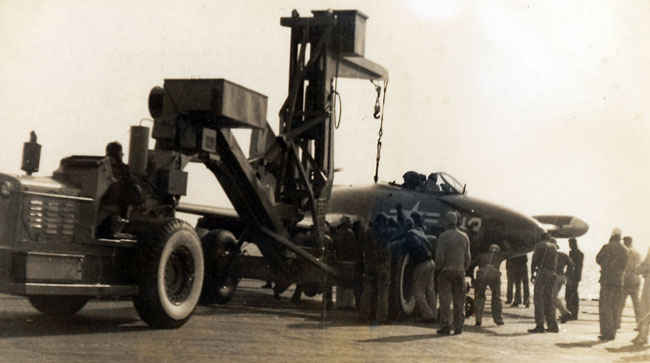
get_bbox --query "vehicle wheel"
[28,295,89,316]
[465,295,475,318]
[199,229,240,305]
[132,219,204,329]
[389,252,416,320]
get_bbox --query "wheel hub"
[164,245,195,304]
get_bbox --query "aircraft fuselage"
[328,183,546,259]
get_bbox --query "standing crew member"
[359,214,393,323]
[510,255,530,308]
[618,236,642,327]
[402,213,436,322]
[436,211,471,335]
[632,248,650,345]
[473,244,505,327]
[412,212,439,320]
[333,216,358,310]
[553,246,574,323]
[506,258,516,305]
[596,228,629,341]
[565,238,584,320]
[528,234,559,333]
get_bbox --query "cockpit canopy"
[399,171,465,194]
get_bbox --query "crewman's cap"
[445,211,458,226]
[489,244,500,252]
[106,141,123,158]
[611,227,622,237]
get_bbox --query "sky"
[2,0,650,293]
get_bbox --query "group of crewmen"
[527,234,584,333]
[595,228,650,345]
[353,206,594,337]
[358,206,472,335]
[267,211,650,346]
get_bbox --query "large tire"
[28,295,89,316]
[389,252,416,320]
[132,219,204,329]
[199,229,240,305]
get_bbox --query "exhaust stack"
[128,125,149,176]
[21,131,41,176]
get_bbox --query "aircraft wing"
[176,202,353,230]
[177,202,239,219]
[532,215,589,239]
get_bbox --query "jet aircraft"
[179,169,589,318]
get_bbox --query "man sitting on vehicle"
[99,141,143,237]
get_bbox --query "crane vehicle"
[0,9,389,328]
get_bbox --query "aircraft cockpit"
[398,171,466,195]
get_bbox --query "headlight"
[0,181,13,198]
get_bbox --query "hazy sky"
[2,1,650,275]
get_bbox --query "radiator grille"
[23,195,77,242]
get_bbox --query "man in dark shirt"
[528,234,559,333]
[402,213,436,322]
[506,258,516,305]
[100,141,143,237]
[596,228,629,341]
[333,216,358,310]
[359,214,394,324]
[565,238,584,320]
[508,255,530,308]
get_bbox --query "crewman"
[422,220,439,318]
[618,236,642,327]
[333,216,358,310]
[596,228,629,341]
[100,141,142,237]
[425,173,441,192]
[553,245,574,324]
[506,258,515,305]
[436,211,471,335]
[358,214,393,323]
[472,244,505,327]
[632,248,650,345]
[508,255,530,308]
[528,234,559,333]
[565,237,584,320]
[402,171,425,190]
[106,141,129,180]
[401,213,436,322]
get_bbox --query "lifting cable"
[372,79,389,184]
